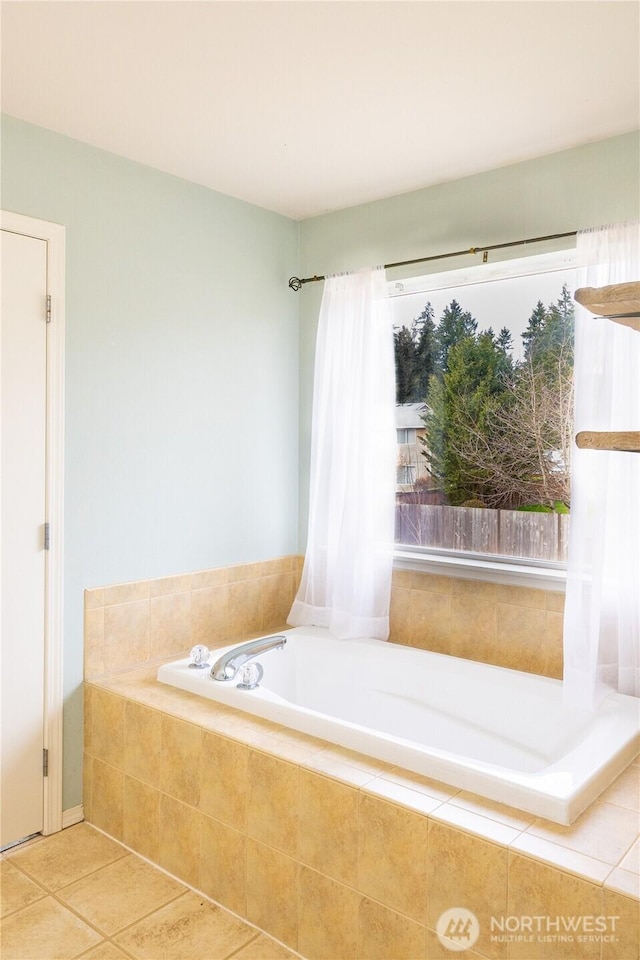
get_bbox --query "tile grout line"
[8,839,147,944]
[0,866,50,917]
[518,820,640,873]
[88,678,640,905]
[222,931,262,960]
[4,837,129,894]
[53,882,188,944]
[3,827,194,953]
[2,848,52,894]
[74,940,137,960]
[507,840,628,892]
[2,887,110,956]
[94,704,640,901]
[88,822,304,957]
[611,831,640,871]
[93,730,639,904]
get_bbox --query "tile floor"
[1,823,300,960]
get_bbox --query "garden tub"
[158,626,639,824]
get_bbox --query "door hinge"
[43,748,49,777]
[44,522,50,550]
[46,295,52,323]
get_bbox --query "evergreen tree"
[521,300,548,361]
[424,332,509,504]
[554,283,574,322]
[435,300,477,373]
[496,326,513,354]
[393,325,418,403]
[537,283,574,372]
[521,286,574,370]
[413,302,437,401]
[393,302,438,403]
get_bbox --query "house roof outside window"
[395,403,429,429]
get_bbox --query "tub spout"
[210,634,286,682]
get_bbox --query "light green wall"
[297,132,640,546]
[1,116,300,808]
[3,116,638,813]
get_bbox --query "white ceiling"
[2,1,639,220]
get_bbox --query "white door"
[1,228,48,848]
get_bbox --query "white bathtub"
[158,626,639,824]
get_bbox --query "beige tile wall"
[390,569,564,679]
[86,556,563,682]
[82,558,639,960]
[83,680,639,960]
[84,556,302,679]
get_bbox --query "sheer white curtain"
[288,267,396,640]
[563,221,640,709]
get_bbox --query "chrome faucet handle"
[189,644,210,669]
[237,662,263,690]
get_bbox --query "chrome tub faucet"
[210,634,287,683]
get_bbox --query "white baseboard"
[62,804,84,829]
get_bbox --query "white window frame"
[389,247,576,590]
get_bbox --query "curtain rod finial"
[289,276,302,292]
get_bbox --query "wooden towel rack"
[574,281,640,455]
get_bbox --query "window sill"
[393,549,566,592]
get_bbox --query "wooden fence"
[395,504,569,562]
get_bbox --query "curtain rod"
[287,230,577,291]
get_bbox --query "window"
[397,465,416,485]
[391,250,576,565]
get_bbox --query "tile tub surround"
[83,667,640,960]
[84,556,302,679]
[390,569,565,679]
[86,558,563,682]
[0,822,299,960]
